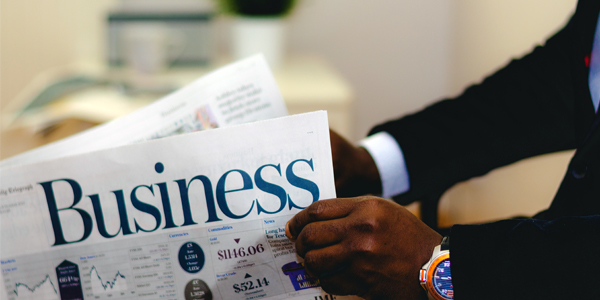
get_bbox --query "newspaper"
[0,55,288,168]
[1,57,360,300]
[1,111,360,300]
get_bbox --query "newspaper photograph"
[0,111,359,300]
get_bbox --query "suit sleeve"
[369,10,595,205]
[450,215,600,299]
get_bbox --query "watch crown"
[419,269,427,283]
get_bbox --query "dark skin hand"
[286,197,442,300]
[330,130,382,197]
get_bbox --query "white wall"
[0,0,117,110]
[449,0,578,95]
[1,0,578,140]
[287,0,453,140]
[286,0,578,140]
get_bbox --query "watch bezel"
[425,252,452,300]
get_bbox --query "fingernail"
[285,221,295,241]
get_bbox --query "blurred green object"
[215,0,297,17]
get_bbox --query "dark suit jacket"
[369,1,600,298]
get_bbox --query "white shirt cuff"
[360,132,410,198]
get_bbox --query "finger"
[303,245,365,296]
[295,219,346,257]
[287,198,357,240]
[302,243,352,278]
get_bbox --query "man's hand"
[330,130,381,197]
[286,197,442,300]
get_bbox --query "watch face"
[432,258,453,299]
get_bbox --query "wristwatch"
[419,236,453,300]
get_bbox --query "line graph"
[77,249,137,299]
[4,242,174,300]
[12,274,57,295]
[10,274,58,300]
[88,266,128,294]
[90,266,126,290]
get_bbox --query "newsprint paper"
[0,111,361,300]
[0,56,361,300]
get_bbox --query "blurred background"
[0,0,580,226]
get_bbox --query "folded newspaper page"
[1,111,359,300]
[0,54,288,168]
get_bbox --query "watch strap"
[441,236,450,251]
